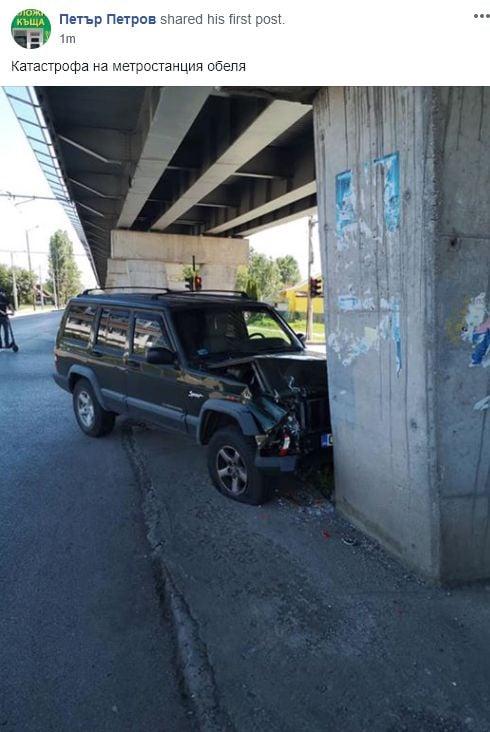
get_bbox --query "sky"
[250,217,321,282]
[0,89,97,288]
[0,88,320,287]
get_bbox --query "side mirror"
[296,332,306,345]
[146,346,177,365]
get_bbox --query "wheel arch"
[68,366,107,409]
[197,399,259,445]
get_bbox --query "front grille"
[303,397,330,433]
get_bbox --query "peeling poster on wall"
[335,170,357,241]
[373,152,400,232]
[335,152,400,245]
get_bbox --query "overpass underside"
[35,86,318,284]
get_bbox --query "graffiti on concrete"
[328,296,402,373]
[471,318,490,366]
[461,293,490,367]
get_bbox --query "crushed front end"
[246,353,333,471]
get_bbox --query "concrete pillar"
[314,87,490,582]
[105,231,249,290]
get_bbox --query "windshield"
[172,306,301,363]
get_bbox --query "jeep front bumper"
[255,448,332,474]
[254,454,298,472]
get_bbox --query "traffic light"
[309,277,322,297]
[194,274,202,291]
[184,275,194,291]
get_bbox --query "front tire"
[73,378,115,437]
[207,427,270,505]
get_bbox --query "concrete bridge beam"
[117,87,210,229]
[106,230,249,292]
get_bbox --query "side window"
[132,314,170,357]
[63,304,97,346]
[96,308,130,352]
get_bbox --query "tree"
[276,255,300,287]
[48,230,82,307]
[0,263,35,305]
[14,268,36,305]
[236,267,259,299]
[235,265,249,293]
[0,263,10,294]
[236,249,283,302]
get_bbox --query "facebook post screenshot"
[0,0,489,730]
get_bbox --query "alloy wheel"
[77,389,95,429]
[216,445,248,496]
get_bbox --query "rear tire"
[73,378,115,437]
[207,427,270,505]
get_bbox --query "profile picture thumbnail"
[11,9,51,49]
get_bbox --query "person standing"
[0,288,13,348]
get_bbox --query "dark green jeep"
[54,289,332,504]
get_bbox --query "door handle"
[126,359,141,369]
[92,350,103,358]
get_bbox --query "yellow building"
[280,277,324,316]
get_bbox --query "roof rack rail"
[79,287,255,300]
[81,286,170,296]
[163,289,251,298]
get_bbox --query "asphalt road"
[0,312,190,732]
[2,312,490,732]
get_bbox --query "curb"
[121,423,234,732]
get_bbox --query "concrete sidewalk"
[10,306,61,318]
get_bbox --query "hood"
[206,348,327,396]
[254,351,327,396]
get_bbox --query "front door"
[125,311,186,432]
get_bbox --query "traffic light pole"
[191,255,202,290]
[306,217,314,341]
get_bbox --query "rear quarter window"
[62,304,97,346]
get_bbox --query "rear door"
[125,310,187,432]
[89,307,130,413]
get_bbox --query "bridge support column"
[105,231,249,291]
[314,87,490,582]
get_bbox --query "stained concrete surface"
[2,312,490,732]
